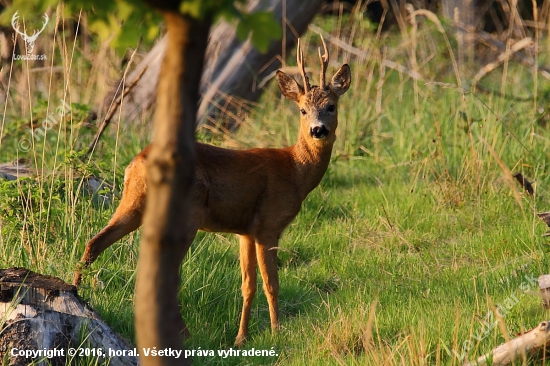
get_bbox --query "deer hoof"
[234,334,247,347]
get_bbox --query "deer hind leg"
[74,158,147,286]
[255,235,280,334]
[235,234,257,346]
[73,201,143,286]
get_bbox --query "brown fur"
[74,50,351,346]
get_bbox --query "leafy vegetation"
[2,4,550,366]
[0,0,281,52]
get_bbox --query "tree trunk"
[0,268,137,366]
[107,0,323,129]
[134,6,211,366]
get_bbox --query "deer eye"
[327,105,335,113]
[300,109,307,115]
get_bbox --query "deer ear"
[329,64,351,96]
[276,70,303,103]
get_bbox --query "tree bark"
[134,8,211,366]
[107,0,323,129]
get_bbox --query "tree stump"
[0,268,137,366]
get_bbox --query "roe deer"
[74,37,351,346]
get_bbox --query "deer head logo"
[11,11,49,55]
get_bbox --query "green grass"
[2,9,550,366]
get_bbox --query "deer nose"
[310,125,329,139]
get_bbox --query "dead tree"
[105,0,323,129]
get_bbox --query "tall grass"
[2,2,550,365]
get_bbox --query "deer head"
[11,11,49,55]
[276,36,351,145]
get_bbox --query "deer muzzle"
[310,124,329,139]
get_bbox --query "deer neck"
[291,128,335,200]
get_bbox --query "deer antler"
[11,11,25,38]
[27,13,49,42]
[318,35,329,89]
[296,38,310,92]
[33,13,49,40]
[10,11,49,54]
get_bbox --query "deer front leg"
[255,237,279,334]
[235,235,257,346]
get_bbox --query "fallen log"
[0,159,34,180]
[465,321,550,366]
[0,268,137,366]
[0,159,113,207]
